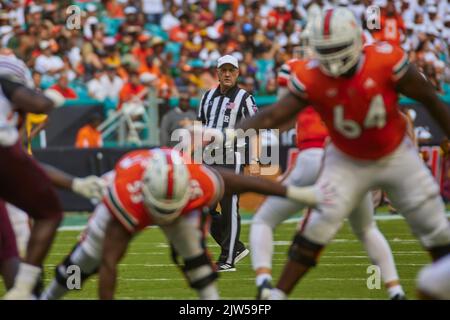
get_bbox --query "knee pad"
[288,233,323,267]
[407,196,450,249]
[301,208,345,245]
[183,252,218,290]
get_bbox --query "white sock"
[250,222,273,272]
[198,283,220,300]
[360,227,400,284]
[14,263,41,292]
[388,285,405,298]
[256,273,272,287]
[270,288,287,300]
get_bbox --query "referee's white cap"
[217,55,239,69]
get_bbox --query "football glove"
[72,176,107,200]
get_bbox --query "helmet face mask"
[314,39,362,76]
[141,149,191,225]
[310,7,363,77]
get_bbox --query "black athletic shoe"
[234,248,250,264]
[216,262,236,272]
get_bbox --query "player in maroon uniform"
[0,55,69,299]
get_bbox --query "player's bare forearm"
[236,93,305,131]
[40,163,74,190]
[99,219,131,300]
[12,86,54,114]
[215,167,286,197]
[397,65,450,138]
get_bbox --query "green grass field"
[0,213,435,300]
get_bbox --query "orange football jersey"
[288,42,409,160]
[103,150,223,233]
[373,14,405,47]
[278,59,328,150]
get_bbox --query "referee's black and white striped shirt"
[197,85,257,130]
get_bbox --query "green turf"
[0,217,431,300]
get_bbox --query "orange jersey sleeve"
[277,59,300,88]
[287,59,313,100]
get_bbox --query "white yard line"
[58,212,450,231]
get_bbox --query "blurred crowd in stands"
[0,0,449,114]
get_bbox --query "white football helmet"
[309,7,363,77]
[141,148,191,225]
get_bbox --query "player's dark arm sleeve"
[214,167,287,197]
[235,92,306,131]
[396,64,450,138]
[99,218,132,300]
[39,163,74,190]
[0,77,54,114]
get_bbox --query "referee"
[197,55,257,272]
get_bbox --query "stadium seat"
[101,17,124,37]
[144,24,169,41]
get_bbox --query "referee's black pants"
[209,160,246,265]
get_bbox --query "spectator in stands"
[81,27,104,72]
[100,64,124,114]
[105,0,126,19]
[267,0,292,31]
[119,71,147,110]
[87,68,107,102]
[75,113,104,148]
[132,33,152,68]
[83,4,99,41]
[169,13,190,42]
[159,89,197,147]
[372,0,406,46]
[156,64,177,100]
[34,40,64,78]
[142,0,165,25]
[49,73,78,99]
[32,71,42,91]
[241,75,256,95]
[118,6,143,35]
[161,4,180,32]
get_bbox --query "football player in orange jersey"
[41,148,320,300]
[231,7,450,299]
[251,55,405,300]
